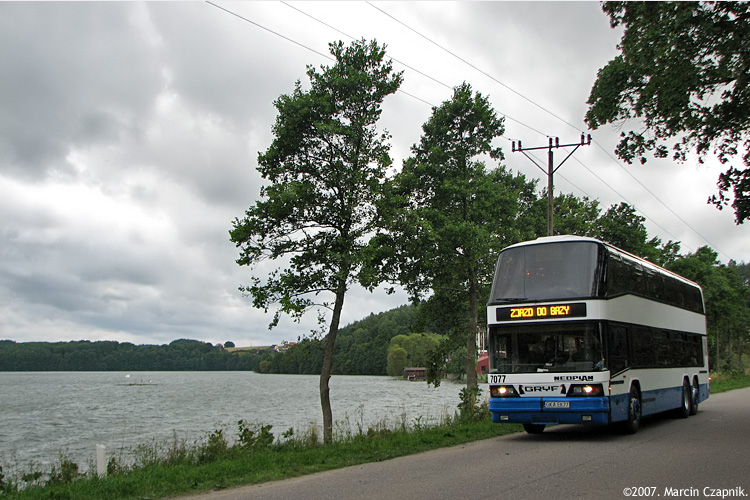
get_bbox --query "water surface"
[0,372,467,469]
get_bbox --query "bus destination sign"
[496,302,587,321]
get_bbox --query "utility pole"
[512,133,591,236]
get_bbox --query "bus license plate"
[544,401,570,409]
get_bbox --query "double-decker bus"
[486,235,709,434]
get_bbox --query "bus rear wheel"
[523,423,546,434]
[690,377,700,416]
[676,380,692,418]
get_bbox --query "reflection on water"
[0,371,468,469]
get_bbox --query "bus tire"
[676,379,691,418]
[523,423,546,434]
[622,385,641,434]
[690,377,700,416]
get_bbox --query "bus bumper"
[489,397,610,425]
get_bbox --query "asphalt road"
[175,386,750,500]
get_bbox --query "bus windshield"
[490,241,600,303]
[489,323,604,373]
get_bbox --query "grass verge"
[0,390,521,500]
[709,371,750,394]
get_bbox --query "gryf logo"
[519,385,561,394]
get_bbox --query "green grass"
[709,371,750,394]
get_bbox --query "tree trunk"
[715,328,720,372]
[727,328,734,372]
[738,330,745,374]
[320,280,347,445]
[465,275,479,390]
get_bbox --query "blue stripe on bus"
[490,382,710,426]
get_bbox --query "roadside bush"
[457,386,489,422]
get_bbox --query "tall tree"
[538,193,602,237]
[586,2,750,224]
[595,202,649,254]
[229,39,402,444]
[376,83,537,389]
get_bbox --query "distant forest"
[0,305,422,374]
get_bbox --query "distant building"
[476,353,489,375]
[403,367,426,381]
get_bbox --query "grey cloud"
[0,3,162,177]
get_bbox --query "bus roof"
[501,235,702,291]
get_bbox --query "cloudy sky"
[1,2,747,348]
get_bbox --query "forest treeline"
[0,305,426,373]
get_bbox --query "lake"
[0,371,470,471]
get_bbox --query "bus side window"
[607,325,629,374]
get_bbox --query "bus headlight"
[567,384,604,397]
[490,385,519,398]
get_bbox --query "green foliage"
[386,332,444,377]
[229,38,403,329]
[457,386,489,423]
[586,1,750,223]
[596,202,650,254]
[386,346,408,377]
[237,421,274,451]
[198,428,229,464]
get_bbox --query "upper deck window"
[490,241,600,304]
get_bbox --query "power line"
[205,1,334,62]
[591,139,730,260]
[365,2,732,259]
[208,1,731,259]
[365,1,581,137]
[280,2,550,138]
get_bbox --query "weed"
[0,465,7,493]
[198,428,229,463]
[237,421,274,451]
[412,415,424,432]
[105,457,124,477]
[46,455,81,487]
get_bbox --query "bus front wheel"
[523,423,546,434]
[622,386,641,434]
